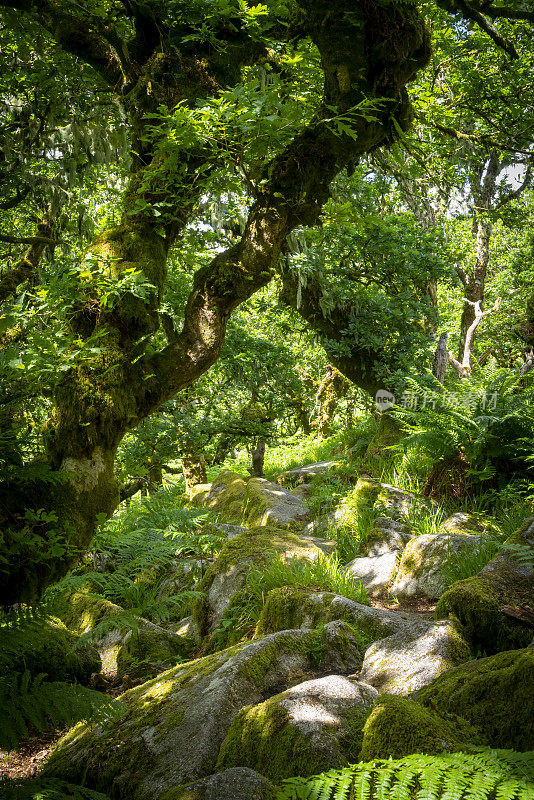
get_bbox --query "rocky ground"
[2,462,533,799]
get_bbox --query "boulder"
[359,618,471,695]
[216,675,378,781]
[342,517,413,596]
[416,647,534,750]
[359,694,484,760]
[302,508,344,538]
[276,462,338,486]
[0,617,100,686]
[173,768,278,800]
[193,527,322,639]
[255,588,409,645]
[43,624,364,800]
[189,471,247,520]
[439,511,502,537]
[390,531,482,601]
[436,517,534,653]
[52,588,123,634]
[243,478,310,530]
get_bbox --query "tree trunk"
[182,453,208,498]
[317,367,349,440]
[432,333,449,383]
[249,438,266,477]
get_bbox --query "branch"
[0,233,57,246]
[436,0,518,58]
[0,222,52,304]
[0,0,125,87]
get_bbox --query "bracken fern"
[276,750,534,800]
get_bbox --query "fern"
[0,777,111,800]
[276,751,534,800]
[0,671,124,751]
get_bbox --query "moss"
[439,512,503,537]
[53,587,123,634]
[192,527,320,638]
[255,588,378,658]
[436,575,533,653]
[116,625,190,673]
[417,647,534,750]
[0,616,101,685]
[254,586,327,637]
[359,694,484,761]
[189,470,246,520]
[215,699,337,782]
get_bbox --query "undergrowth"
[0,670,123,752]
[277,749,534,800]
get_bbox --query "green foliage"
[441,536,503,587]
[0,670,123,752]
[276,750,534,800]
[212,553,368,646]
[0,778,111,800]
[46,486,224,627]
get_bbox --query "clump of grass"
[247,553,369,607]
[441,536,502,587]
[211,552,369,647]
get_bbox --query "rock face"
[43,624,362,800]
[189,471,247,520]
[216,675,378,781]
[174,768,278,800]
[255,588,408,643]
[193,527,322,639]
[390,531,482,601]
[436,517,534,653]
[359,619,471,695]
[416,647,534,750]
[359,694,484,760]
[0,618,100,685]
[276,462,338,486]
[439,512,502,537]
[243,478,310,530]
[344,517,413,596]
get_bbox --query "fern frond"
[0,671,124,751]
[276,751,534,800]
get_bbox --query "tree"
[0,0,431,604]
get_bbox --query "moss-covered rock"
[192,527,322,638]
[359,694,484,760]
[116,620,194,673]
[243,479,310,530]
[43,623,362,800]
[391,531,482,601]
[276,462,338,487]
[439,512,503,537]
[0,617,100,685]
[53,587,123,634]
[189,471,247,521]
[216,675,378,782]
[166,768,278,800]
[436,517,534,653]
[255,588,406,644]
[416,647,534,750]
[359,618,471,695]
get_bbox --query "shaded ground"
[0,728,66,781]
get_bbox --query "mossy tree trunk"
[0,0,430,604]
